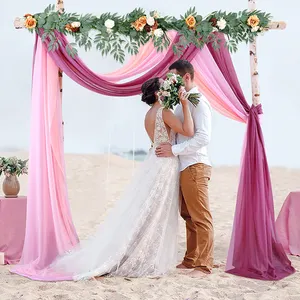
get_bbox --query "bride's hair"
[141,77,160,106]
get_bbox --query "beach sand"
[1,151,300,300]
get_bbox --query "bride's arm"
[162,88,194,137]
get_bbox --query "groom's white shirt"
[172,87,212,171]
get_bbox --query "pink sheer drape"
[11,37,78,278]
[276,192,300,256]
[12,32,294,280]
[103,31,176,80]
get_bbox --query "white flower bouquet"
[158,73,200,110]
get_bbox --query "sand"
[0,151,300,300]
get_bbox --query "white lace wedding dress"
[51,107,180,280]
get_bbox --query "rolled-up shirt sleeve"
[172,99,211,156]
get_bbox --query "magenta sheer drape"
[205,35,294,279]
[12,32,294,280]
[45,32,198,96]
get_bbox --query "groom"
[156,60,213,277]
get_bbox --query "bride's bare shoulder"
[145,107,159,120]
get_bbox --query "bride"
[40,77,194,281]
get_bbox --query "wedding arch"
[11,0,295,280]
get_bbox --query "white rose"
[105,19,115,29]
[147,16,155,26]
[154,28,164,38]
[162,91,170,97]
[212,27,219,32]
[171,74,178,83]
[251,26,259,32]
[217,18,226,30]
[163,80,170,90]
[71,22,81,28]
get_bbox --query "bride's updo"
[141,77,160,106]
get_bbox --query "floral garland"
[18,5,272,63]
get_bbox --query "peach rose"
[247,15,260,28]
[25,16,37,29]
[185,15,196,29]
[24,14,33,18]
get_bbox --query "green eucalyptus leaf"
[31,5,273,62]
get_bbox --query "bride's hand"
[179,87,189,106]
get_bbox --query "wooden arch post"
[57,0,65,138]
[248,0,286,106]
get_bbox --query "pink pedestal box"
[0,196,27,264]
[0,252,4,264]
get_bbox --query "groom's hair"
[169,60,194,80]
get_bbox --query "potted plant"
[0,157,28,198]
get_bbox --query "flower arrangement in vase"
[0,157,28,198]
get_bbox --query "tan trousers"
[180,163,213,272]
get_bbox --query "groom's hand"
[155,143,174,157]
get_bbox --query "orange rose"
[131,16,147,31]
[138,16,147,26]
[24,14,33,18]
[132,20,145,31]
[25,16,37,29]
[65,24,79,32]
[247,15,260,28]
[65,24,73,32]
[185,15,196,29]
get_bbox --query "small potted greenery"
[0,157,28,198]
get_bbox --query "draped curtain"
[12,37,79,278]
[12,32,295,280]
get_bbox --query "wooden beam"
[267,21,286,30]
[13,19,287,31]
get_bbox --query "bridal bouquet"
[158,73,200,110]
